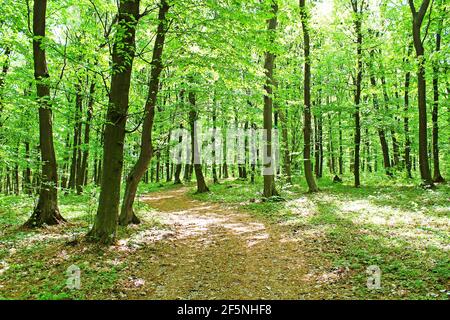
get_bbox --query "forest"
[0,0,448,301]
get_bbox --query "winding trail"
[121,187,318,299]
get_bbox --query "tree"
[408,0,433,187]
[87,0,140,243]
[24,0,65,227]
[120,0,170,226]
[431,13,445,183]
[300,0,318,193]
[262,0,279,198]
[350,0,365,188]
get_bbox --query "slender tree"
[431,15,444,182]
[408,0,433,187]
[119,0,170,225]
[350,0,365,188]
[300,0,318,192]
[262,0,279,198]
[87,0,140,242]
[24,0,65,227]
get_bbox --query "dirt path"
[120,187,319,299]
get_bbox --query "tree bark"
[24,0,65,227]
[87,0,140,241]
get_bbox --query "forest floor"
[0,177,449,300]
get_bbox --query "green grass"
[0,176,448,299]
[191,174,450,300]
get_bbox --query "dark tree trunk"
[212,100,219,184]
[87,0,140,242]
[189,91,209,193]
[24,141,32,195]
[351,0,363,188]
[25,0,65,227]
[174,124,183,184]
[300,0,318,192]
[369,63,392,176]
[404,45,413,178]
[408,0,433,187]
[69,80,83,190]
[278,107,291,183]
[262,1,279,198]
[380,75,400,167]
[77,81,95,194]
[119,0,169,226]
[432,21,444,183]
[338,112,343,175]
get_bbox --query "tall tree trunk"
[87,0,140,242]
[189,91,209,193]
[369,58,392,176]
[77,81,95,194]
[25,0,64,227]
[338,112,343,175]
[432,19,444,182]
[408,0,433,187]
[24,141,32,195]
[119,0,169,226]
[278,107,291,183]
[212,99,219,184]
[300,0,318,192]
[262,0,279,198]
[69,80,83,190]
[174,124,183,184]
[351,0,363,188]
[404,45,413,178]
[380,75,400,167]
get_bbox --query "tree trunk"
[189,91,209,193]
[278,107,291,183]
[404,45,413,179]
[300,0,318,193]
[24,0,65,227]
[69,80,83,190]
[77,81,95,194]
[119,0,169,226]
[338,112,343,175]
[212,100,219,184]
[87,0,140,242]
[432,20,444,182]
[351,0,363,188]
[408,0,433,187]
[262,0,279,198]
[174,125,183,184]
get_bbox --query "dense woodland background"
[0,0,448,300]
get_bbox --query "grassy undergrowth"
[0,175,448,300]
[193,174,450,299]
